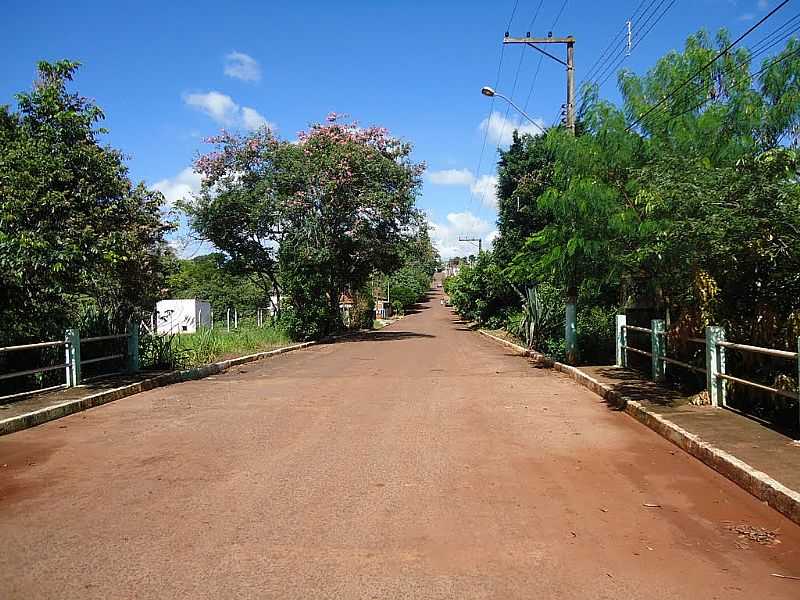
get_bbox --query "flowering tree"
[186,129,285,315]
[187,114,425,337]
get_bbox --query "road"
[1,287,799,599]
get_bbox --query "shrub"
[577,305,617,365]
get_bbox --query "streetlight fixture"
[480,86,546,134]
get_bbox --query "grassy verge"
[176,324,291,366]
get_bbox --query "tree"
[167,253,263,316]
[185,129,284,315]
[467,29,800,366]
[0,60,173,344]
[187,114,425,339]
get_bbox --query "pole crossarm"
[502,34,575,134]
[504,36,574,44]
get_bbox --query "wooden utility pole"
[503,34,575,134]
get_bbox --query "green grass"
[176,324,291,367]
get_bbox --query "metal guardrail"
[0,340,66,352]
[0,339,69,383]
[0,324,139,401]
[712,339,799,404]
[82,333,129,344]
[616,315,800,428]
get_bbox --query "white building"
[156,299,211,334]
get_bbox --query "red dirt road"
[2,289,800,599]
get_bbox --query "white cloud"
[428,168,475,186]
[427,167,498,209]
[151,167,202,207]
[428,211,495,259]
[738,12,755,20]
[185,91,238,125]
[480,110,546,146]
[184,91,273,131]
[469,174,498,209]
[224,51,261,82]
[758,0,769,9]
[241,106,268,130]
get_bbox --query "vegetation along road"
[1,286,799,599]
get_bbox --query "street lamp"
[480,86,546,134]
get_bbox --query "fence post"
[565,302,577,364]
[65,328,81,387]
[797,337,799,430]
[705,326,726,408]
[615,314,627,367]
[234,308,238,329]
[651,319,666,383]
[226,308,230,332]
[126,322,140,374]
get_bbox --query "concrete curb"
[0,341,316,437]
[477,328,800,527]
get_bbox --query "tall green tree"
[0,60,173,344]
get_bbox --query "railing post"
[616,314,627,367]
[65,328,81,387]
[565,302,577,364]
[651,319,666,383]
[126,322,140,374]
[705,326,726,408]
[797,337,799,430]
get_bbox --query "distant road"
[1,286,799,598]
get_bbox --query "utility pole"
[458,236,482,254]
[503,31,578,362]
[503,33,575,133]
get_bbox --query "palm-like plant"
[518,286,560,350]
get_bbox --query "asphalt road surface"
[2,287,799,599]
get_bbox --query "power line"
[522,1,572,127]
[506,0,520,31]
[592,0,677,90]
[474,43,506,197]
[581,0,650,85]
[640,18,800,129]
[473,0,520,215]
[626,0,792,131]
[498,0,547,146]
[657,42,800,127]
[550,0,569,31]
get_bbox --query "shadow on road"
[330,331,436,344]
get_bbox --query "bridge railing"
[0,323,139,401]
[615,315,799,428]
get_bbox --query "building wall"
[156,299,211,334]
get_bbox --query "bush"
[577,305,616,365]
[446,252,517,325]
[542,337,567,362]
[139,332,189,370]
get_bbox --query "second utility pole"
[502,33,575,133]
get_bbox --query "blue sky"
[1,0,778,257]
